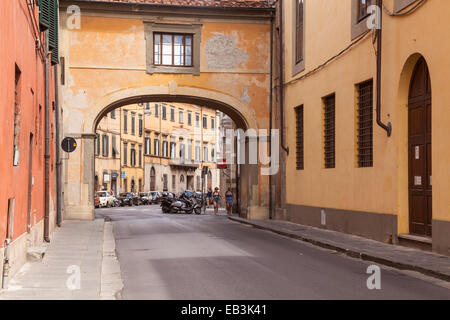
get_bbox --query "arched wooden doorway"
[150,167,156,191]
[408,57,432,237]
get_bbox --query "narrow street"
[96,206,450,300]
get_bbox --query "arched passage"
[63,86,265,221]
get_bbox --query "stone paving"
[0,219,122,300]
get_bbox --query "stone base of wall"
[64,205,94,220]
[433,220,450,256]
[286,204,398,244]
[0,220,45,288]
[248,205,269,220]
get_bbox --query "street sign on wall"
[61,137,77,153]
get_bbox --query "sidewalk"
[229,216,450,282]
[0,219,123,300]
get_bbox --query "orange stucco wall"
[0,0,57,247]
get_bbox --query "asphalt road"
[96,205,450,300]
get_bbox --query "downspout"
[44,30,51,242]
[269,11,274,219]
[279,0,289,155]
[54,64,62,227]
[376,0,392,137]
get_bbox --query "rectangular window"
[154,104,159,117]
[138,115,143,137]
[203,116,208,129]
[95,133,100,156]
[154,137,160,156]
[131,112,136,135]
[211,117,215,129]
[203,145,208,162]
[358,0,373,21]
[102,134,109,157]
[162,105,167,120]
[123,143,128,166]
[179,109,184,124]
[170,107,175,121]
[123,110,128,133]
[357,80,373,168]
[188,112,192,126]
[295,105,304,170]
[111,110,116,119]
[188,140,192,160]
[211,147,215,162]
[112,135,118,158]
[162,139,169,158]
[170,141,176,159]
[179,142,185,162]
[295,0,305,64]
[144,103,151,115]
[172,174,176,190]
[323,94,336,169]
[195,113,200,127]
[153,33,193,67]
[138,145,142,167]
[131,145,136,167]
[195,142,201,162]
[145,136,151,155]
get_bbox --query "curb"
[100,221,124,300]
[229,216,450,283]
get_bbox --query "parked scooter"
[169,193,201,214]
[160,193,176,213]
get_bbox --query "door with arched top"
[150,167,156,191]
[408,57,432,237]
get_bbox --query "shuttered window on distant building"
[323,94,336,169]
[357,80,374,168]
[295,105,304,170]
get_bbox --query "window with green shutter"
[50,0,59,65]
[39,0,51,31]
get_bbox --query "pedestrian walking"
[225,188,233,215]
[212,187,221,215]
[206,188,212,208]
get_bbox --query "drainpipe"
[269,12,274,219]
[44,31,50,242]
[376,0,392,137]
[278,0,289,155]
[54,64,62,227]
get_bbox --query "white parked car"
[95,191,115,208]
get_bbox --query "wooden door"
[408,58,432,237]
[150,167,156,190]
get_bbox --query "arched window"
[180,175,185,183]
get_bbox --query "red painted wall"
[0,0,57,247]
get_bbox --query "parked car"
[95,191,115,208]
[117,192,139,206]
